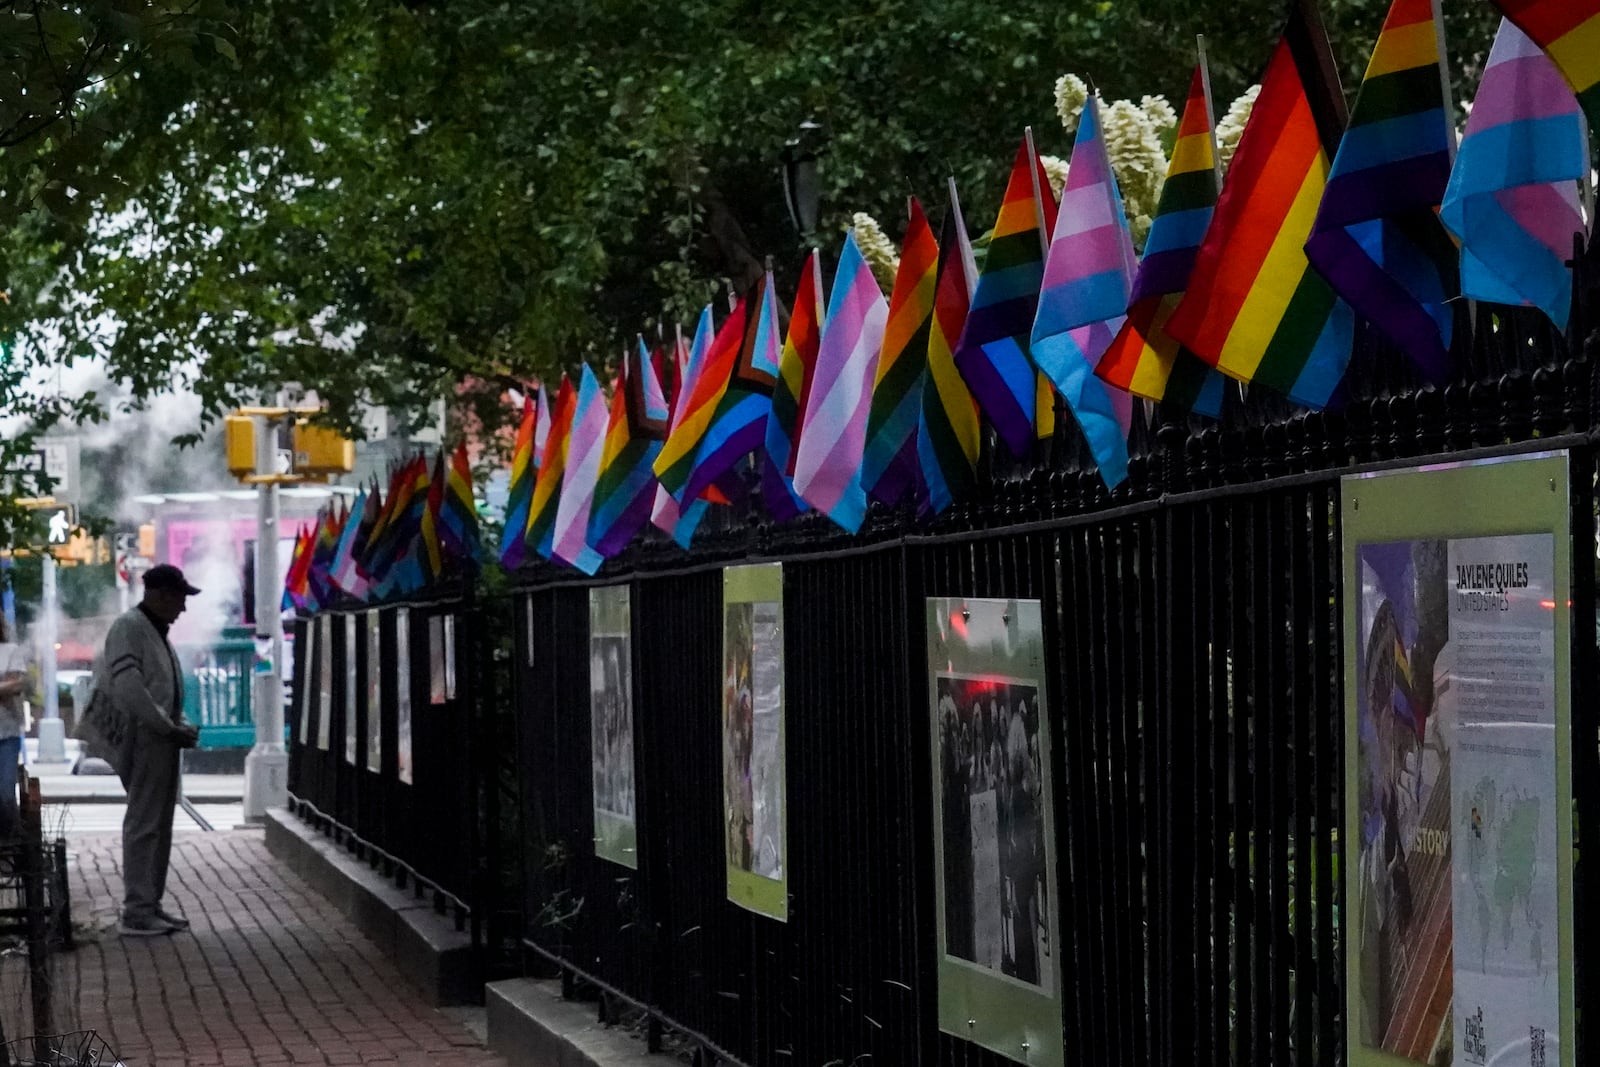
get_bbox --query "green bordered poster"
[1343,451,1574,1067]
[927,597,1060,1067]
[723,563,787,920]
[590,585,637,869]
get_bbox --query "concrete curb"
[262,806,483,1006]
[487,978,665,1067]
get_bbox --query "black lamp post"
[781,119,824,242]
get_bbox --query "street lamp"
[781,119,824,241]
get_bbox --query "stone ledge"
[263,806,482,1005]
[487,978,665,1067]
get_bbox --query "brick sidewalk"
[61,831,510,1066]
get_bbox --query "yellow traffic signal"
[225,416,257,477]
[138,523,156,559]
[292,421,354,476]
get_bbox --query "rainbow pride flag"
[439,440,480,563]
[1441,18,1589,329]
[917,181,982,517]
[589,339,670,558]
[1306,0,1458,382]
[1168,0,1355,408]
[1031,97,1138,490]
[1098,63,1228,418]
[682,273,780,504]
[1493,0,1600,133]
[792,230,890,533]
[863,199,939,508]
[498,395,536,569]
[420,450,445,580]
[551,365,607,575]
[763,252,824,520]
[655,296,749,501]
[652,311,713,547]
[528,375,576,559]
[953,133,1057,459]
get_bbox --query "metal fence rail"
[283,252,1600,1066]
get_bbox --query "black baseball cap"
[144,564,202,596]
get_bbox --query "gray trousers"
[118,733,180,919]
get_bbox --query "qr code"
[1530,1025,1545,1067]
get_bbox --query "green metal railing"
[178,626,256,750]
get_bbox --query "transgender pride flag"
[1441,18,1589,330]
[550,364,607,575]
[791,231,890,533]
[1030,97,1138,489]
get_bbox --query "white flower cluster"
[850,212,900,292]
[1054,74,1091,134]
[1216,84,1260,174]
[1101,99,1169,248]
[1038,154,1070,198]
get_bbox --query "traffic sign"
[44,505,76,545]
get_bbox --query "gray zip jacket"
[79,608,190,766]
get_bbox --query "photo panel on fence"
[316,613,334,751]
[344,613,358,766]
[1342,451,1575,1067]
[366,609,383,776]
[396,605,414,785]
[298,614,316,748]
[429,613,458,706]
[723,563,787,921]
[927,596,1061,1067]
[590,585,637,869]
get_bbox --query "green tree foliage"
[3,0,1499,450]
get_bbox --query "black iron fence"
[286,241,1600,1065]
[286,587,504,944]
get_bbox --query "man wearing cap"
[83,564,202,936]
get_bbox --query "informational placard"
[590,586,636,869]
[366,611,383,775]
[344,614,358,766]
[928,597,1059,1067]
[298,620,316,747]
[396,607,414,785]
[315,614,333,751]
[1344,452,1573,1067]
[429,614,457,705]
[722,563,786,920]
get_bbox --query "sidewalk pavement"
[24,739,245,803]
[63,832,511,1066]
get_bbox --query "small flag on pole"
[1098,60,1229,417]
[862,199,939,508]
[1031,96,1139,490]
[953,133,1056,458]
[1440,18,1589,329]
[528,376,577,560]
[791,230,890,533]
[652,314,713,547]
[498,395,536,569]
[1168,0,1355,408]
[1305,0,1459,382]
[764,252,825,520]
[917,181,983,516]
[589,339,671,559]
[551,364,608,575]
